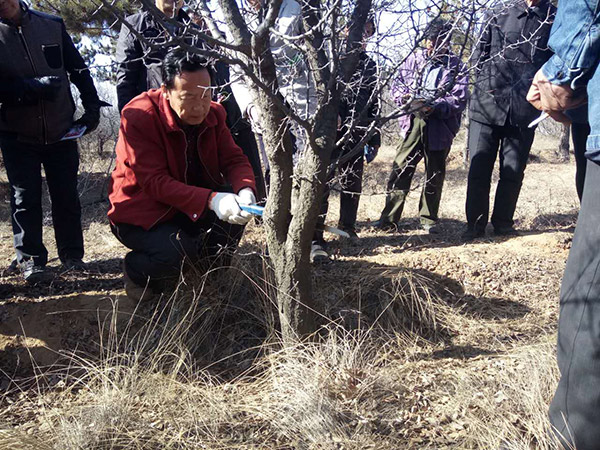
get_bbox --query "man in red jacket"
[108,49,256,300]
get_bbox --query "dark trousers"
[0,137,83,266]
[572,122,591,202]
[549,159,600,449]
[465,120,535,232]
[318,148,365,237]
[111,212,244,289]
[379,117,450,226]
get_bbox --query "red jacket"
[108,89,256,230]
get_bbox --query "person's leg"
[465,120,500,233]
[195,211,245,272]
[572,122,591,202]
[338,151,364,233]
[420,147,450,226]
[379,119,425,225]
[42,140,84,263]
[0,139,47,267]
[549,159,600,449]
[112,220,199,290]
[490,125,535,232]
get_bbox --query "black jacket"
[0,2,100,144]
[469,0,556,127]
[339,51,381,151]
[115,9,206,112]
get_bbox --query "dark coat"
[0,3,100,144]
[469,0,556,127]
[115,8,204,112]
[108,89,256,230]
[339,51,381,150]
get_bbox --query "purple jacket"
[392,49,469,150]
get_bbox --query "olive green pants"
[379,118,450,226]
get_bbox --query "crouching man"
[108,49,256,300]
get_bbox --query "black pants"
[0,137,83,266]
[465,120,535,232]
[572,122,591,202]
[380,117,450,226]
[111,212,244,289]
[318,148,365,234]
[549,159,600,449]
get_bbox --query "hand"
[23,76,61,102]
[73,109,100,135]
[237,187,256,205]
[209,192,252,225]
[415,106,433,119]
[247,104,263,134]
[526,70,587,124]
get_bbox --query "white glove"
[237,187,256,206]
[247,104,263,134]
[208,192,251,225]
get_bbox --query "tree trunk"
[558,123,571,162]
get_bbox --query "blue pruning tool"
[240,204,350,238]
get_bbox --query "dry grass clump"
[435,340,561,449]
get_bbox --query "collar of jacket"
[517,0,551,19]
[156,90,218,133]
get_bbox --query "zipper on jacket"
[18,26,48,144]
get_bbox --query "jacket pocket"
[42,44,62,69]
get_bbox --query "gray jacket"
[0,3,100,144]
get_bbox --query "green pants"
[379,118,450,226]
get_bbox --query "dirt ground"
[0,130,579,448]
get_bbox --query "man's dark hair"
[423,18,453,41]
[161,48,214,89]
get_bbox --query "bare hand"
[526,70,586,124]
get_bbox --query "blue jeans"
[0,137,83,266]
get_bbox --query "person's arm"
[430,60,469,119]
[390,53,415,107]
[527,0,598,120]
[542,0,600,90]
[115,17,144,113]
[471,11,492,71]
[61,21,102,133]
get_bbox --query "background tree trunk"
[557,123,571,162]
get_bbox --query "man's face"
[155,0,183,17]
[0,0,20,21]
[525,0,541,6]
[163,69,213,126]
[425,36,448,54]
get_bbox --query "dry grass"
[0,131,577,449]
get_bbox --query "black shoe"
[421,222,441,234]
[310,240,331,263]
[462,227,485,241]
[21,260,51,285]
[62,258,86,271]
[372,220,398,232]
[494,227,519,237]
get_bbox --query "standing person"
[108,49,256,300]
[463,0,555,240]
[527,1,599,447]
[0,0,104,283]
[329,16,381,238]
[566,106,591,201]
[115,0,266,201]
[375,19,468,234]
